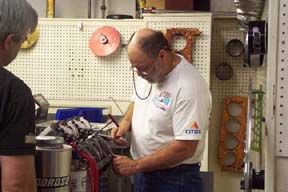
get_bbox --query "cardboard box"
[146,0,193,10]
[146,0,165,9]
[145,0,209,11]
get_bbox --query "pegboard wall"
[209,17,258,192]
[276,0,288,157]
[145,13,212,83]
[210,18,257,168]
[8,19,144,101]
[211,19,257,103]
[7,14,212,103]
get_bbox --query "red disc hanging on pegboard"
[89,26,121,56]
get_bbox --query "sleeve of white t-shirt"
[173,95,210,141]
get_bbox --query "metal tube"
[88,0,92,18]
[101,0,106,18]
[47,0,55,18]
[242,78,253,192]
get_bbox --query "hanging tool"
[89,26,121,56]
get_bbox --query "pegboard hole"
[170,35,187,52]
[281,68,284,71]
[280,140,282,143]
[224,135,239,149]
[226,119,241,133]
[280,150,282,153]
[280,95,284,98]
[283,4,286,7]
[280,131,283,134]
[223,152,236,166]
[227,103,242,116]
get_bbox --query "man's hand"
[110,102,134,142]
[112,155,139,176]
[111,127,125,139]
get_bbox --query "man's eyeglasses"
[130,62,155,76]
[130,52,160,77]
[130,45,169,76]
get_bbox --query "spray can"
[35,136,72,192]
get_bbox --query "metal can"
[70,168,88,192]
[35,136,72,192]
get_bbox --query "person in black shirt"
[0,0,38,191]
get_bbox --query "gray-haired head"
[0,0,38,43]
[128,28,171,59]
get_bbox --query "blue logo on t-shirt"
[153,91,172,111]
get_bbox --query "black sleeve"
[0,79,35,155]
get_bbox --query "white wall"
[27,0,236,19]
[27,0,136,18]
[210,0,235,12]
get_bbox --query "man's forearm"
[135,140,199,172]
[118,102,134,133]
[0,155,36,192]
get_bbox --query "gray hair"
[0,0,38,43]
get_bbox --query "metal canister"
[70,160,89,192]
[35,136,72,192]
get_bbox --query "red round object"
[89,26,121,56]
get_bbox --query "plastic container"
[55,108,104,122]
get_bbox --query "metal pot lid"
[106,14,133,19]
[226,39,244,57]
[89,26,121,56]
[36,136,64,148]
[215,63,234,80]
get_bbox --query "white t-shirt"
[130,55,212,165]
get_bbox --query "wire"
[70,143,99,192]
[109,97,125,115]
[132,70,152,100]
[108,114,119,127]
[79,150,99,192]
